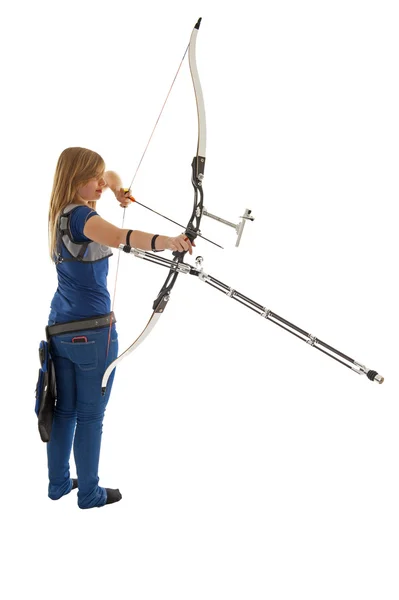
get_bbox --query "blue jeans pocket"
[61,340,98,371]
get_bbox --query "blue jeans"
[46,323,118,509]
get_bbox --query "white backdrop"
[1,1,398,599]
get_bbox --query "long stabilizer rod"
[120,246,384,384]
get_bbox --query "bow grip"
[172,249,186,260]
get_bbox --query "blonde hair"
[48,147,105,261]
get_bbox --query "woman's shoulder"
[63,203,97,216]
[65,205,99,241]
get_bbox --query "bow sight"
[202,207,255,247]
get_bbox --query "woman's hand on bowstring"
[103,172,131,207]
[114,187,133,208]
[166,234,195,255]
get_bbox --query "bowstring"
[105,39,191,362]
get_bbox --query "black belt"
[46,312,116,339]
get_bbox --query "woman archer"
[45,146,193,509]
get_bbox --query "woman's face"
[76,170,106,203]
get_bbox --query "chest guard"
[55,204,113,263]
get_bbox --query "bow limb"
[102,18,206,394]
[190,18,207,186]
